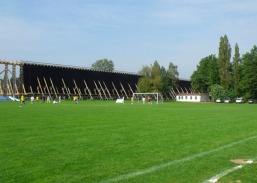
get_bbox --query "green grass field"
[0,100,257,183]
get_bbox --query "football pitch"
[0,100,257,183]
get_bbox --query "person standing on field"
[147,96,152,104]
[20,95,26,107]
[47,96,50,103]
[142,96,146,104]
[42,95,45,103]
[131,96,134,104]
[73,96,78,104]
[30,95,35,104]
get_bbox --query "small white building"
[176,93,210,102]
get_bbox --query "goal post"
[132,92,163,104]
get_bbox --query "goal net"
[132,93,163,104]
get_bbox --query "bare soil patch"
[230,159,256,164]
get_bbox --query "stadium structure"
[0,60,191,100]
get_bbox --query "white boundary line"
[204,165,244,183]
[98,135,257,183]
[204,158,255,183]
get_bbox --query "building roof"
[176,93,207,96]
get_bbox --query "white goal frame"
[132,92,163,104]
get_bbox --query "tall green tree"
[160,66,169,98]
[138,65,152,92]
[191,57,209,92]
[208,55,220,86]
[137,61,179,97]
[191,55,219,92]
[210,84,227,101]
[232,43,241,97]
[91,58,114,71]
[151,61,162,91]
[137,76,153,92]
[166,62,179,89]
[240,45,257,99]
[151,60,161,78]
[218,35,231,89]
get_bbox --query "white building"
[176,93,210,102]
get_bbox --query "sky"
[0,0,257,79]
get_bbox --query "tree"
[137,61,179,97]
[91,58,114,72]
[166,62,179,89]
[218,35,231,89]
[151,60,161,78]
[208,55,220,86]
[190,55,219,92]
[160,66,170,98]
[210,84,227,101]
[138,65,154,92]
[240,45,257,99]
[232,43,241,97]
[150,61,162,92]
[137,76,153,92]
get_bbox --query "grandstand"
[0,60,191,100]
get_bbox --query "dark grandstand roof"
[1,60,191,80]
[20,60,141,76]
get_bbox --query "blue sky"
[0,0,256,79]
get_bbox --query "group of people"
[20,94,153,106]
[130,96,152,104]
[19,95,63,107]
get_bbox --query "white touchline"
[204,158,255,183]
[204,165,244,183]
[98,135,257,183]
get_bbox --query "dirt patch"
[230,159,256,164]
[228,180,242,183]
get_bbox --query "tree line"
[137,61,179,98]
[91,59,180,98]
[91,35,257,101]
[191,35,257,101]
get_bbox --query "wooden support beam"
[103,81,112,99]
[180,87,185,93]
[73,79,81,99]
[43,77,51,99]
[176,87,180,93]
[127,83,134,96]
[135,84,138,92]
[62,78,71,100]
[98,81,108,100]
[112,82,120,98]
[30,86,34,95]
[94,81,103,99]
[8,79,14,96]
[50,78,58,99]
[184,87,188,93]
[120,82,128,99]
[15,84,19,95]
[37,77,44,95]
[83,80,93,99]
[22,84,27,95]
